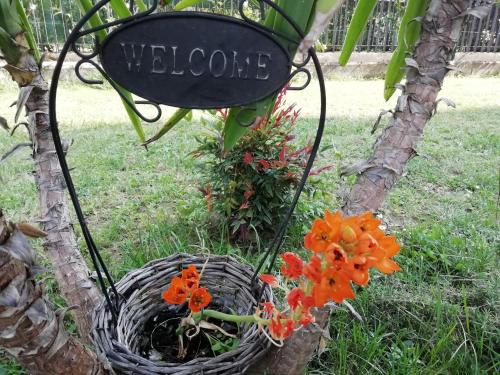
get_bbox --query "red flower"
[240,201,250,209]
[243,152,254,165]
[269,313,295,340]
[162,277,189,305]
[287,287,305,309]
[258,159,271,169]
[299,310,315,326]
[260,302,275,316]
[280,252,303,279]
[188,287,212,312]
[260,274,279,288]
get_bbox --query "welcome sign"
[100,12,292,109]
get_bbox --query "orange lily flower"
[163,277,189,304]
[181,265,200,291]
[188,287,212,312]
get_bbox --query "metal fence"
[23,0,499,53]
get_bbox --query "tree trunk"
[0,211,108,375]
[251,0,472,373]
[4,44,101,342]
[342,0,470,215]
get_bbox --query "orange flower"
[304,219,335,252]
[356,211,382,234]
[313,268,354,305]
[260,274,279,288]
[345,256,370,286]
[269,313,295,340]
[325,243,348,269]
[280,252,303,279]
[374,258,401,274]
[379,236,401,258]
[181,265,199,291]
[188,287,212,312]
[162,277,189,305]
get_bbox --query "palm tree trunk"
[5,42,101,342]
[342,0,471,215]
[0,211,107,375]
[251,0,472,373]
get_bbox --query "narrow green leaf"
[0,26,21,65]
[174,0,204,11]
[75,0,108,42]
[384,0,429,101]
[110,0,133,18]
[15,0,41,63]
[143,108,191,145]
[135,0,147,12]
[339,0,377,66]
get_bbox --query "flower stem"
[193,309,266,325]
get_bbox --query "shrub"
[193,88,331,243]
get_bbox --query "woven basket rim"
[92,253,273,375]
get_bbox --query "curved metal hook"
[292,52,312,69]
[75,59,104,85]
[287,67,312,91]
[134,101,162,123]
[76,0,159,39]
[72,38,100,60]
[238,0,301,47]
[77,59,162,123]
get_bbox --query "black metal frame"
[49,0,327,324]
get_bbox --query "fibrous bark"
[252,1,473,373]
[0,211,107,375]
[3,38,101,342]
[342,0,471,215]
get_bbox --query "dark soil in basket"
[139,306,240,363]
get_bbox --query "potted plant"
[92,210,401,374]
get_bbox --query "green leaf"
[223,0,316,151]
[135,0,147,12]
[174,0,204,11]
[0,0,22,37]
[384,0,428,100]
[144,108,191,145]
[339,0,377,66]
[223,96,273,151]
[0,26,21,65]
[15,0,41,63]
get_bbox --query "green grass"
[0,77,499,374]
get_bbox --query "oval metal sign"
[100,13,292,109]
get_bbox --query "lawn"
[0,76,498,374]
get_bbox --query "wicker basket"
[92,253,273,375]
